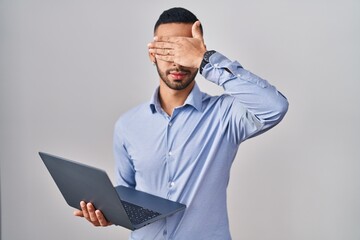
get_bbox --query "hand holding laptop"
[73,201,113,227]
[39,152,185,230]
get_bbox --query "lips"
[169,72,187,80]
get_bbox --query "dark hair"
[154,7,203,34]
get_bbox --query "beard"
[155,63,197,90]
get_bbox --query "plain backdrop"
[1,0,359,239]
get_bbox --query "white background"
[1,0,359,239]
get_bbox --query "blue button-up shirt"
[114,52,288,240]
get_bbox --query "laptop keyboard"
[121,200,161,225]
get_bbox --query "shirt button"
[169,122,172,126]
[237,74,241,78]
[214,63,219,68]
[168,151,172,156]
[169,182,175,188]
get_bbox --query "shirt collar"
[149,83,203,114]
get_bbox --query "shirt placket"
[165,111,177,200]
[160,111,174,240]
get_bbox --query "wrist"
[199,50,216,74]
[196,50,206,69]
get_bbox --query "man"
[74,7,288,240]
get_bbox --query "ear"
[192,21,204,42]
[149,52,156,64]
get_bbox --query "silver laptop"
[39,152,186,230]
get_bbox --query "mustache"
[166,67,191,74]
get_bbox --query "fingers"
[148,41,175,49]
[80,201,91,220]
[148,41,176,57]
[154,54,174,63]
[148,42,175,62]
[86,202,98,222]
[148,25,206,68]
[73,209,84,217]
[148,47,174,57]
[76,201,112,227]
[95,210,112,227]
[153,36,180,43]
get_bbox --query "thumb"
[192,21,203,41]
[74,210,84,217]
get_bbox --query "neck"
[158,81,195,116]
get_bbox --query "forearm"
[113,122,136,188]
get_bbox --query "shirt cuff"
[201,52,242,85]
[201,52,269,88]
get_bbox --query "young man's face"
[151,23,198,91]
